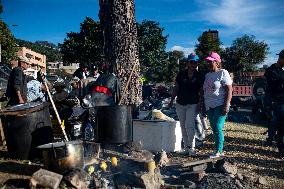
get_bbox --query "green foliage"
[16,39,62,62]
[195,30,222,60]
[137,20,169,82]
[59,19,169,83]
[59,17,103,68]
[222,35,269,73]
[0,20,18,64]
[195,30,222,72]
[164,50,185,82]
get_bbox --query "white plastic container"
[133,120,182,152]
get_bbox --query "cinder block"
[133,120,182,152]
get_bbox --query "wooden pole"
[44,82,69,141]
[0,119,6,147]
[118,61,138,105]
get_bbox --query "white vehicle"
[24,68,39,79]
[46,75,64,83]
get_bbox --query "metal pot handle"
[35,121,44,129]
[52,143,57,159]
[64,143,67,156]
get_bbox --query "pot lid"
[6,102,42,111]
[37,140,82,149]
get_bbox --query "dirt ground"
[169,121,284,189]
[0,119,283,188]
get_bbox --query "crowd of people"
[5,60,101,106]
[4,49,284,158]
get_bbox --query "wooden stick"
[44,82,69,141]
[118,61,138,105]
[0,119,6,147]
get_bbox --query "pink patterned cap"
[205,52,221,62]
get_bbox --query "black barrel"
[1,102,53,160]
[96,105,132,143]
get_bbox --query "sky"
[2,0,284,66]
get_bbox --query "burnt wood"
[181,157,222,167]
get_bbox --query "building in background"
[11,47,47,72]
[48,62,79,75]
[48,62,60,74]
[202,29,219,41]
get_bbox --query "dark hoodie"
[264,63,284,103]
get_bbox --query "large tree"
[59,17,103,67]
[0,20,18,65]
[99,0,141,105]
[137,20,168,82]
[222,35,269,73]
[0,1,18,65]
[195,30,222,65]
[59,18,169,83]
[194,30,222,73]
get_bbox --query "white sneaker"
[209,152,224,159]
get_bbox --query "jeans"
[176,103,198,149]
[207,105,227,153]
[267,114,277,141]
[273,103,284,151]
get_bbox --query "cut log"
[179,163,208,172]
[30,168,63,189]
[181,157,222,167]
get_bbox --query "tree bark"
[99,0,142,105]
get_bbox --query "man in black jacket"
[6,56,29,106]
[73,63,88,80]
[265,49,284,157]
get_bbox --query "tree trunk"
[99,0,142,105]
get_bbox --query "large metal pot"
[0,102,53,160]
[37,140,83,173]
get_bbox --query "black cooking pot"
[37,140,83,173]
[96,105,133,144]
[0,102,53,160]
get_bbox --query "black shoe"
[264,139,273,146]
[278,149,284,158]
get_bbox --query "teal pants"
[207,105,227,153]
